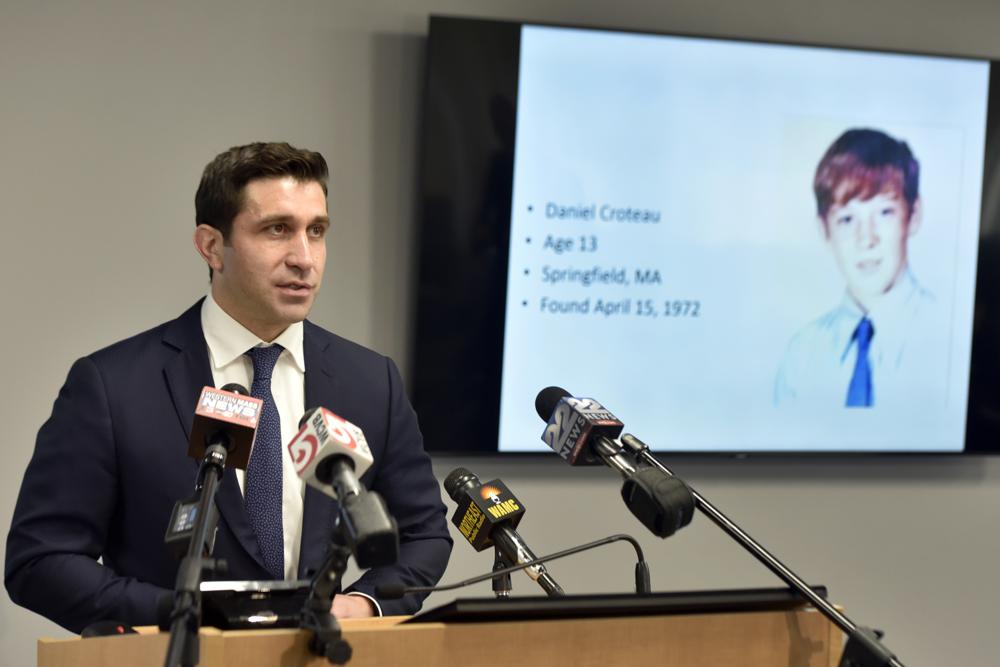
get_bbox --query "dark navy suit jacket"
[5,301,452,632]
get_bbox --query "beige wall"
[2,1,999,665]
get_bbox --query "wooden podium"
[39,608,845,666]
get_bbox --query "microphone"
[187,383,261,469]
[288,408,373,498]
[287,408,398,569]
[166,384,259,558]
[535,387,695,538]
[375,533,650,599]
[539,396,905,666]
[444,468,564,596]
[164,383,257,667]
[535,386,636,475]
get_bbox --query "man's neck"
[847,268,914,318]
[210,290,287,343]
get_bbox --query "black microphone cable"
[375,534,651,599]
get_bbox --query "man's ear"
[906,198,923,237]
[193,225,225,274]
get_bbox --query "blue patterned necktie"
[846,317,874,408]
[245,344,285,579]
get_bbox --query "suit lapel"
[299,322,339,577]
[162,300,267,572]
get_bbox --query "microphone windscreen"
[536,386,571,421]
[620,468,695,538]
[443,467,478,502]
[297,407,319,429]
[220,383,249,396]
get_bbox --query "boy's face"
[822,189,920,312]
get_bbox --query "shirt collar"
[866,269,920,326]
[836,268,921,361]
[836,268,920,321]
[201,293,305,373]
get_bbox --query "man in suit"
[5,142,452,632]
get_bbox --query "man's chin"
[272,301,314,325]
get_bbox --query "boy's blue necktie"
[846,318,874,408]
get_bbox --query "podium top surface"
[407,585,828,624]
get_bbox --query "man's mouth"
[856,259,882,274]
[277,282,313,294]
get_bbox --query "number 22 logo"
[543,403,571,448]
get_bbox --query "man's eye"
[309,225,327,238]
[836,215,853,225]
[269,224,286,234]
[881,207,897,216]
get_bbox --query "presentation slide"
[497,25,989,452]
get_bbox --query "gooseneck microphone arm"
[619,433,902,667]
[375,534,651,599]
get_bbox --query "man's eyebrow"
[255,214,330,226]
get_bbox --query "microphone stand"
[492,549,513,598]
[299,537,352,665]
[163,442,229,667]
[620,433,903,667]
[297,490,397,665]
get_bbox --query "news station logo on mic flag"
[541,397,624,464]
[199,389,261,423]
[287,408,373,498]
[188,387,263,469]
[451,479,526,551]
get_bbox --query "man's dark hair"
[813,128,919,225]
[195,141,329,238]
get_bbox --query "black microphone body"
[444,468,564,596]
[309,454,397,569]
[315,455,364,500]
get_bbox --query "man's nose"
[286,232,316,272]
[857,214,880,247]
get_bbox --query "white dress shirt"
[200,295,382,615]
[201,294,306,580]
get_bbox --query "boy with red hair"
[775,128,933,408]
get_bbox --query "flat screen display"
[413,16,1000,455]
